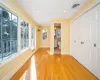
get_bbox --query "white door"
[71,12,91,68]
[70,3,100,79]
[70,20,80,60]
[96,5,100,73]
[88,4,100,78]
[78,13,91,68]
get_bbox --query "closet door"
[96,5,100,74]
[89,4,100,78]
[70,20,80,60]
[95,5,100,78]
[78,12,91,68]
[70,3,100,78]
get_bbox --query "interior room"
[54,23,61,53]
[0,0,100,80]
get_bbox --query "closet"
[70,3,100,78]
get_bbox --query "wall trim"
[89,68,100,79]
[3,48,38,80]
[61,52,70,55]
[49,51,54,55]
[40,46,50,48]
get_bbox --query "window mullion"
[18,18,21,53]
[1,8,3,60]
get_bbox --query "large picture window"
[21,20,29,50]
[0,7,18,61]
[31,27,35,50]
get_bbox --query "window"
[21,20,29,50]
[56,29,61,38]
[31,27,35,50]
[0,7,18,61]
[42,30,47,40]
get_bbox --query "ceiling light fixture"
[64,10,66,12]
[37,11,39,12]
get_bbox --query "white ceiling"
[16,0,87,26]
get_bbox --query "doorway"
[54,23,61,53]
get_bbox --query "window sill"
[21,48,29,53]
[0,48,30,68]
[0,52,18,68]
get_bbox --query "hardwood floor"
[11,48,99,80]
[34,48,98,80]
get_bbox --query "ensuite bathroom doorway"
[54,23,61,53]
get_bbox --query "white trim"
[49,51,54,55]
[89,68,100,79]
[61,52,70,55]
[0,48,30,68]
[0,53,18,68]
[21,47,29,53]
[2,48,38,80]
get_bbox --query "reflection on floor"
[11,48,99,80]
[34,48,98,80]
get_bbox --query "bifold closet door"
[71,12,91,68]
[70,20,80,60]
[96,5,100,77]
[78,13,91,68]
[87,4,100,78]
[71,4,100,78]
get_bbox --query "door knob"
[94,43,96,47]
[81,41,84,44]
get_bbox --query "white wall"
[70,3,100,79]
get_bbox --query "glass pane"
[2,9,11,39]
[12,14,17,23]
[11,14,18,39]
[32,28,34,39]
[0,41,1,61]
[2,9,11,21]
[0,7,2,22]
[21,29,23,49]
[31,27,35,49]
[21,21,29,50]
[21,21,25,49]
[42,30,47,40]
[12,22,17,39]
[26,26,29,39]
[26,24,29,47]
[0,8,18,61]
[2,24,10,39]
[0,24,1,40]
[0,7,2,40]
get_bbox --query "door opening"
[54,23,61,53]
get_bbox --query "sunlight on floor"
[31,56,37,80]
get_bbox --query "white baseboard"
[40,46,50,48]
[61,52,70,55]
[89,68,100,79]
[49,51,54,55]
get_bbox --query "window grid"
[21,21,29,50]
[42,30,47,40]
[0,7,18,61]
[31,27,35,49]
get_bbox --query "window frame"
[0,6,18,62]
[31,26,35,50]
[20,20,29,51]
[42,29,48,40]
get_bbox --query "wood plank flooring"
[33,48,98,80]
[11,48,99,80]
